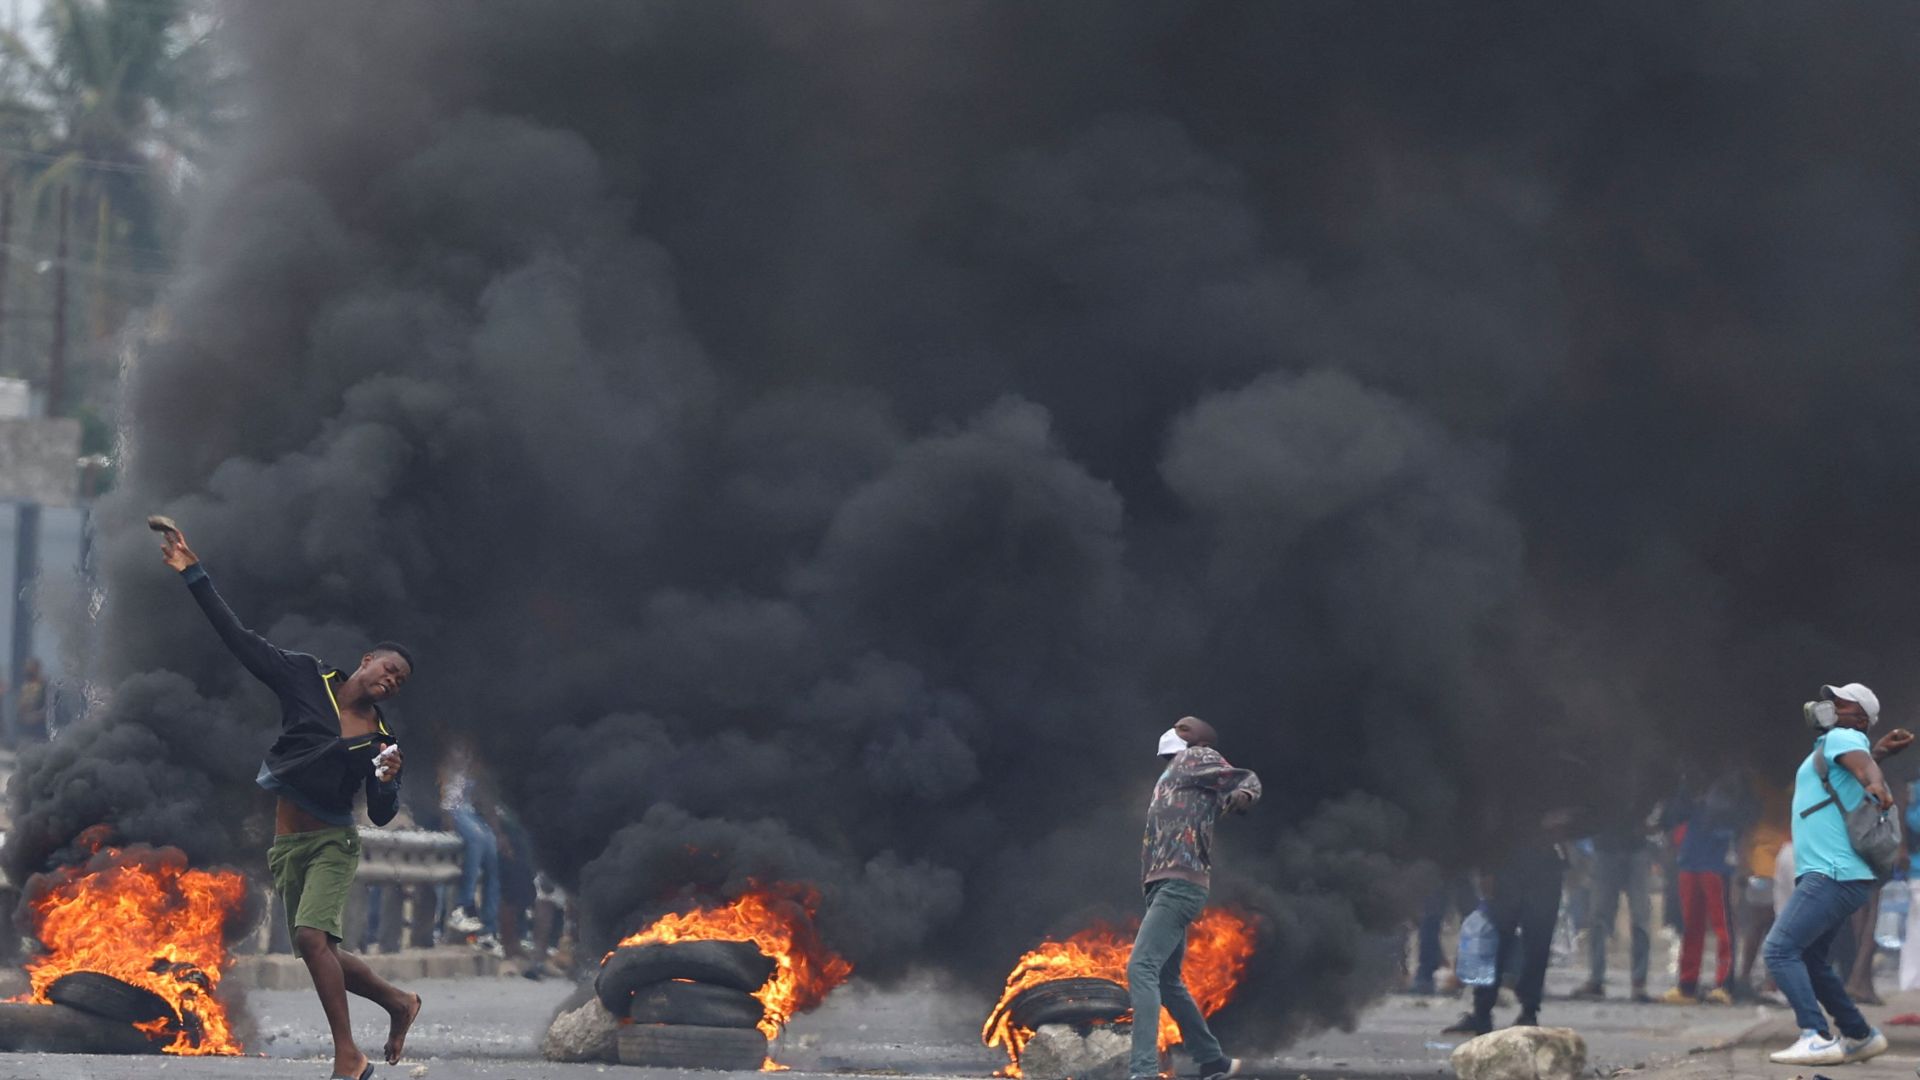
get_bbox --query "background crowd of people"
[351,737,573,974]
[1413,757,1920,1036]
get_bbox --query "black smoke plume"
[11,0,1920,1046]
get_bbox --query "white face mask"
[1804,691,1866,726]
[1157,727,1188,756]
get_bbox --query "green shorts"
[268,827,361,942]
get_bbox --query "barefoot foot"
[386,992,421,1065]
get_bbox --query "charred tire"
[45,972,178,1027]
[597,941,774,1013]
[617,1022,769,1070]
[1008,977,1131,1030]
[627,980,765,1028]
[0,1002,164,1054]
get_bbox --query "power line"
[2,222,175,267]
[0,203,178,263]
[0,191,179,266]
[0,143,152,176]
[19,225,175,266]
[0,238,172,283]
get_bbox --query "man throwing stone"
[1129,716,1260,1080]
[1764,682,1911,1067]
[161,524,422,1080]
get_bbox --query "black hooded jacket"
[181,564,400,826]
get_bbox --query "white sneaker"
[1843,1028,1889,1063]
[1769,1029,1844,1066]
[447,906,483,934]
[1200,1060,1243,1080]
[473,933,505,957]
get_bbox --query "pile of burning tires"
[0,971,181,1055]
[595,939,777,1070]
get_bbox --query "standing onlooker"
[1408,878,1476,995]
[15,658,47,742]
[1903,782,1920,992]
[1663,777,1744,1004]
[1443,813,1570,1035]
[1773,840,1796,925]
[440,744,501,954]
[1733,777,1790,999]
[1764,683,1908,1066]
[1573,815,1654,1002]
[529,873,571,975]
[495,806,539,966]
[1561,839,1594,959]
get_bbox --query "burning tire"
[1007,977,1131,1030]
[627,980,765,1029]
[45,971,178,1028]
[617,1022,769,1070]
[597,940,775,1013]
[0,1002,164,1054]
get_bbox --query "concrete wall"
[0,501,88,686]
[0,418,80,506]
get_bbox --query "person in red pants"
[1662,778,1747,1003]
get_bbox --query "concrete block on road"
[1451,1025,1587,1080]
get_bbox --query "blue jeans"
[450,807,500,936]
[1128,879,1226,1078]
[1762,872,1874,1039]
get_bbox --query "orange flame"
[609,883,853,1069]
[982,909,1257,1077]
[15,833,248,1055]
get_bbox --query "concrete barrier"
[228,948,500,990]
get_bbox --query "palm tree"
[3,0,212,250]
[0,0,214,422]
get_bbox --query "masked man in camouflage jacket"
[1129,716,1261,1080]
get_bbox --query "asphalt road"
[0,964,1828,1080]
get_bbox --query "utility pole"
[0,182,10,372]
[7,184,63,746]
[5,502,35,746]
[46,184,68,419]
[0,182,12,744]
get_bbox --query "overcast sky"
[8,0,41,43]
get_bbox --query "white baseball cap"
[1157,727,1188,756]
[1823,682,1882,724]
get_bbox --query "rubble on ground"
[1016,1023,1130,1080]
[1450,1026,1587,1080]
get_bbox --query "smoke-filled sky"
[11,0,1920,1046]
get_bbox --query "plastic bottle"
[1457,904,1500,987]
[1877,884,1908,950]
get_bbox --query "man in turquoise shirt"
[1764,683,1912,1067]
